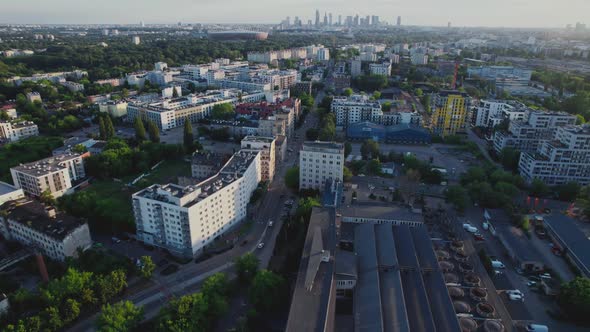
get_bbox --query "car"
[268,220,274,227]
[491,260,505,269]
[539,273,552,279]
[551,247,562,256]
[473,233,484,241]
[543,208,552,214]
[508,293,524,302]
[494,270,503,276]
[525,323,549,332]
[529,276,542,282]
[111,237,121,244]
[463,224,478,233]
[257,243,264,249]
[507,289,524,297]
[527,281,537,287]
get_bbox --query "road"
[466,128,500,167]
[68,102,319,332]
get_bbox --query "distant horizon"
[1,0,588,29]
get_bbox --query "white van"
[525,324,549,332]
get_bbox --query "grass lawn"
[133,159,191,189]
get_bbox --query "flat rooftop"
[302,141,344,152]
[286,207,335,332]
[0,181,20,195]
[544,214,590,277]
[1,199,86,240]
[340,202,423,224]
[12,153,81,177]
[241,135,275,143]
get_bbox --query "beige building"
[0,120,39,142]
[10,153,85,198]
[0,199,92,261]
[0,182,24,205]
[299,141,344,191]
[241,136,276,181]
[98,100,128,118]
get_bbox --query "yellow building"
[430,90,471,137]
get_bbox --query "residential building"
[0,182,24,205]
[317,48,330,61]
[26,92,41,103]
[132,36,141,45]
[299,141,344,191]
[236,98,301,138]
[430,90,471,137]
[291,81,312,96]
[98,100,128,118]
[61,81,84,92]
[493,110,576,154]
[0,104,17,119]
[126,90,265,130]
[332,95,421,129]
[351,59,362,78]
[52,137,106,156]
[10,153,85,198]
[369,61,392,76]
[347,122,431,144]
[0,120,39,142]
[132,150,261,257]
[241,136,276,181]
[191,151,228,180]
[519,125,590,185]
[411,53,428,65]
[472,100,528,128]
[0,199,92,261]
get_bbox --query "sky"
[1,0,589,28]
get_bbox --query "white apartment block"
[472,100,528,128]
[299,141,344,191]
[331,95,420,128]
[132,150,261,257]
[10,153,85,198]
[519,125,590,185]
[317,48,330,61]
[241,136,276,181]
[26,92,42,103]
[411,53,429,65]
[98,100,128,118]
[126,89,265,130]
[493,110,576,154]
[0,120,39,142]
[369,61,392,76]
[351,59,362,78]
[61,81,84,92]
[0,200,92,261]
[155,62,168,71]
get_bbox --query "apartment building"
[519,125,590,185]
[493,110,576,154]
[98,100,128,118]
[411,53,428,65]
[236,99,301,138]
[332,95,421,129]
[0,199,92,261]
[191,151,227,180]
[132,150,261,257]
[0,120,39,142]
[0,182,24,205]
[369,61,392,76]
[126,90,265,130]
[430,90,471,137]
[472,100,528,128]
[241,136,276,181]
[299,141,344,191]
[26,92,42,103]
[10,153,85,198]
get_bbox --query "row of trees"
[4,268,128,332]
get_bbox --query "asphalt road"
[68,104,319,332]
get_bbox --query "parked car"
[525,323,549,332]
[268,220,274,227]
[507,289,524,297]
[111,237,121,244]
[539,273,552,279]
[473,233,484,241]
[494,270,503,276]
[257,243,264,249]
[463,223,478,233]
[527,281,537,287]
[509,293,524,302]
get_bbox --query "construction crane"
[451,61,460,90]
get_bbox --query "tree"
[235,253,260,283]
[557,277,590,324]
[97,301,144,332]
[62,298,81,324]
[183,120,194,151]
[344,142,352,157]
[415,88,423,97]
[138,256,156,279]
[556,182,581,202]
[381,101,392,112]
[44,306,63,331]
[147,120,160,143]
[366,159,382,175]
[343,88,353,96]
[72,144,87,154]
[445,185,468,211]
[249,270,284,314]
[134,117,146,141]
[499,147,521,172]
[343,166,353,182]
[211,103,235,120]
[521,216,531,232]
[285,167,299,191]
[40,189,56,206]
[104,116,115,139]
[460,167,487,185]
[576,114,586,125]
[529,178,550,197]
[360,139,379,160]
[372,91,381,99]
[99,117,107,140]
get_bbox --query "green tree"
[557,277,590,324]
[343,88,353,96]
[499,147,521,172]
[556,182,581,202]
[72,144,88,154]
[43,306,63,331]
[445,185,468,211]
[249,270,284,314]
[138,256,156,279]
[372,91,381,99]
[360,139,379,160]
[235,253,260,283]
[576,114,586,125]
[134,117,147,142]
[157,293,209,331]
[62,298,81,324]
[211,103,235,120]
[366,159,382,175]
[415,88,423,97]
[344,142,352,157]
[40,189,56,206]
[460,167,487,185]
[183,120,194,151]
[104,116,115,139]
[521,216,531,232]
[94,270,127,305]
[99,117,107,140]
[97,301,144,332]
[147,120,160,143]
[529,178,550,197]
[343,166,353,182]
[285,167,299,191]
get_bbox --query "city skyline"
[0,0,589,28]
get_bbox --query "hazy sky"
[1,0,589,28]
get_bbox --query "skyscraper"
[372,16,379,25]
[329,13,333,26]
[338,15,342,26]
[354,15,359,26]
[315,10,320,27]
[365,15,370,26]
[397,16,401,26]
[324,12,328,26]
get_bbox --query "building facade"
[0,120,39,142]
[132,150,261,257]
[299,141,344,191]
[430,90,471,137]
[241,136,276,181]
